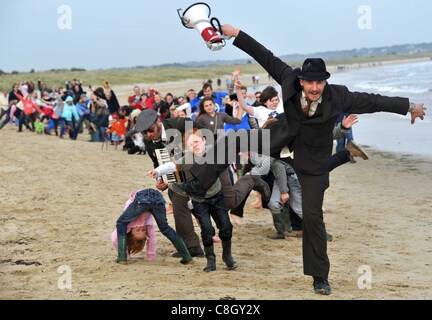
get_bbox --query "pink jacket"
[111,191,157,261]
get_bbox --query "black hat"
[135,109,159,131]
[298,58,330,81]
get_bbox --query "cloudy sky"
[1,0,430,72]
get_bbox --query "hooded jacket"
[61,96,80,122]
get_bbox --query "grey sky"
[1,0,430,72]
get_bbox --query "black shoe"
[128,145,140,154]
[168,179,207,200]
[313,277,331,295]
[251,175,271,201]
[326,232,333,242]
[345,140,369,160]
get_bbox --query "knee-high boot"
[222,240,238,270]
[173,238,193,264]
[204,246,216,272]
[281,207,292,233]
[117,236,127,264]
[268,213,286,239]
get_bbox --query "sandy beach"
[1,116,431,300]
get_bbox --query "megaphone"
[177,2,228,51]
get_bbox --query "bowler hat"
[135,109,159,131]
[298,58,330,81]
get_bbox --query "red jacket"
[107,118,127,136]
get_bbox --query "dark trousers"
[1,106,21,128]
[297,172,330,278]
[328,149,350,172]
[192,192,232,248]
[18,112,33,132]
[0,108,7,122]
[219,168,255,210]
[73,113,91,140]
[170,191,202,251]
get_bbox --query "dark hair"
[198,97,215,116]
[119,105,131,116]
[202,83,213,92]
[259,86,278,105]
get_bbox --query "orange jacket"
[107,118,127,136]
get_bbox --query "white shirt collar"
[301,91,322,116]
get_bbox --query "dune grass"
[0,52,430,91]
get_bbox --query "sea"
[251,60,432,158]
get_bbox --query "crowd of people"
[2,29,425,296]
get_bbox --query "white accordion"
[155,148,187,183]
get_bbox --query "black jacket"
[234,31,409,175]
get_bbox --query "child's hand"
[280,192,289,204]
[146,170,158,178]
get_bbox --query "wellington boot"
[173,238,193,264]
[203,246,216,272]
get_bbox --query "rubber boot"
[117,236,127,264]
[203,246,216,272]
[173,238,193,264]
[222,240,238,270]
[268,213,286,239]
[281,207,292,234]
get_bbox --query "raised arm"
[15,93,25,103]
[235,79,254,117]
[222,24,294,85]
[228,68,241,95]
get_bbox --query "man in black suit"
[171,24,426,295]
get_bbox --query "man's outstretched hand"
[222,24,240,38]
[411,103,427,124]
